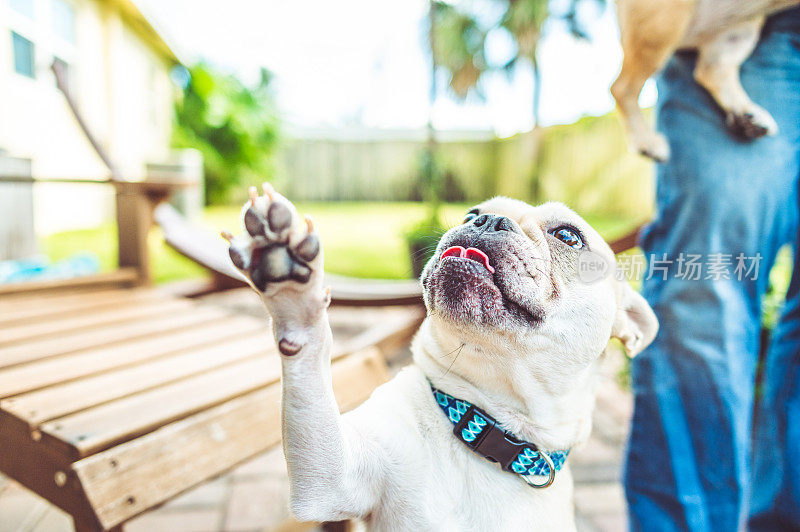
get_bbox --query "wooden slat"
[326,274,423,306]
[40,356,283,458]
[0,298,194,346]
[0,315,264,399]
[0,305,228,369]
[0,269,138,297]
[0,289,165,327]
[36,318,401,460]
[333,306,425,359]
[2,335,273,430]
[0,287,135,313]
[154,203,247,284]
[71,348,389,529]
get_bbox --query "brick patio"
[0,290,633,532]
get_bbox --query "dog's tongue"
[441,246,495,274]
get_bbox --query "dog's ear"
[611,282,658,357]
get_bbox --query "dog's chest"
[368,456,574,531]
[359,370,576,531]
[371,457,575,531]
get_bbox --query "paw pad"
[244,208,266,237]
[278,338,302,356]
[295,234,321,263]
[267,202,292,232]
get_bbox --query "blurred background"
[0,0,657,285]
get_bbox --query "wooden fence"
[274,112,655,219]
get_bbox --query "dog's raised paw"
[226,185,321,293]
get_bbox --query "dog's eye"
[549,226,584,249]
[463,208,480,224]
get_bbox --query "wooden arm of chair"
[608,224,645,255]
[113,180,195,285]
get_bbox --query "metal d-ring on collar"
[430,384,569,489]
[521,452,556,489]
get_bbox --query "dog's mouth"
[440,246,495,274]
[424,242,543,328]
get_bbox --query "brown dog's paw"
[725,104,778,140]
[638,146,669,164]
[633,131,670,163]
[726,112,770,140]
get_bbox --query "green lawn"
[43,202,637,283]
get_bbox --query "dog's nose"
[472,214,514,232]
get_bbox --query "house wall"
[0,0,176,235]
[0,156,36,260]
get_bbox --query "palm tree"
[431,0,601,198]
[500,0,549,127]
[432,0,551,126]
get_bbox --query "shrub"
[174,63,280,205]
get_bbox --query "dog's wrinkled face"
[421,197,657,360]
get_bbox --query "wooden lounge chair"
[0,178,424,531]
[0,63,425,530]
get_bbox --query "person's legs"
[749,13,800,529]
[624,9,800,531]
[751,245,800,531]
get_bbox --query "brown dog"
[612,0,800,162]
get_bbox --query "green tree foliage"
[432,1,488,98]
[432,0,603,126]
[174,64,280,205]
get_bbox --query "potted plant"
[405,149,447,278]
[406,210,447,278]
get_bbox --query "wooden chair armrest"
[609,224,645,255]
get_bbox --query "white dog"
[226,187,658,530]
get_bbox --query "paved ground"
[0,290,633,532]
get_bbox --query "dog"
[612,0,800,162]
[225,186,658,530]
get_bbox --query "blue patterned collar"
[430,384,569,488]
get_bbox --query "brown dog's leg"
[611,0,695,162]
[694,16,777,140]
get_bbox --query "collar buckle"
[453,405,534,474]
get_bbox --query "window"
[9,0,34,18]
[12,31,35,78]
[51,0,76,44]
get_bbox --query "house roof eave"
[107,0,182,65]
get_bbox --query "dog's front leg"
[226,185,381,522]
[612,0,694,162]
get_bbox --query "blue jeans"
[624,9,800,532]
